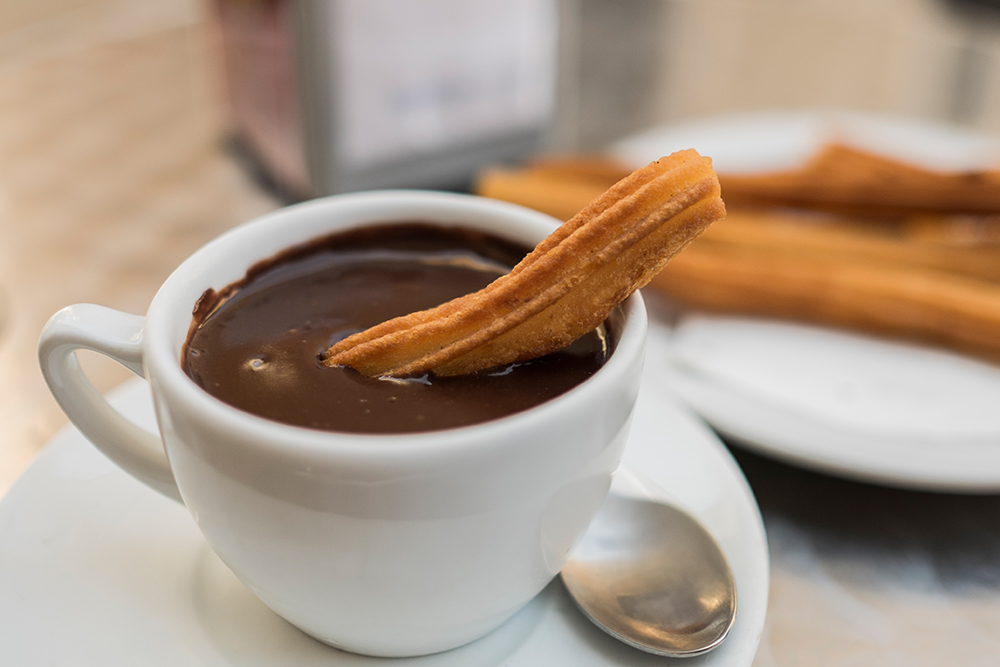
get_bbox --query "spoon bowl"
[561,486,737,657]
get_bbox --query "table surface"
[1,3,998,665]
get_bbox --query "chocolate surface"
[182,223,612,433]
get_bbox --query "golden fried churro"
[471,148,1000,362]
[323,150,725,377]
[651,242,1000,362]
[476,167,612,223]
[720,144,1000,216]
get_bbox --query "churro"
[651,242,1000,361]
[323,150,725,377]
[720,144,1000,216]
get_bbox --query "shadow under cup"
[71,191,649,657]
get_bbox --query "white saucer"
[0,372,768,665]
[657,316,1000,492]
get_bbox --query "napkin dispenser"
[214,0,559,198]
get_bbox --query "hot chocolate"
[182,223,612,433]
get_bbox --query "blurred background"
[4,0,1000,494]
[219,0,1000,196]
[3,0,1000,499]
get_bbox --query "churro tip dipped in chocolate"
[323,150,726,377]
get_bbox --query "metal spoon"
[561,471,737,657]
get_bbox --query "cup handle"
[38,304,182,503]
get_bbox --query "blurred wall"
[645,0,1000,135]
[553,0,1000,150]
[7,0,999,172]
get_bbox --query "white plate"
[658,315,1000,492]
[0,370,768,665]
[613,110,1000,492]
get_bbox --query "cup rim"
[144,190,647,459]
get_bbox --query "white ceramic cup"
[38,191,646,657]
